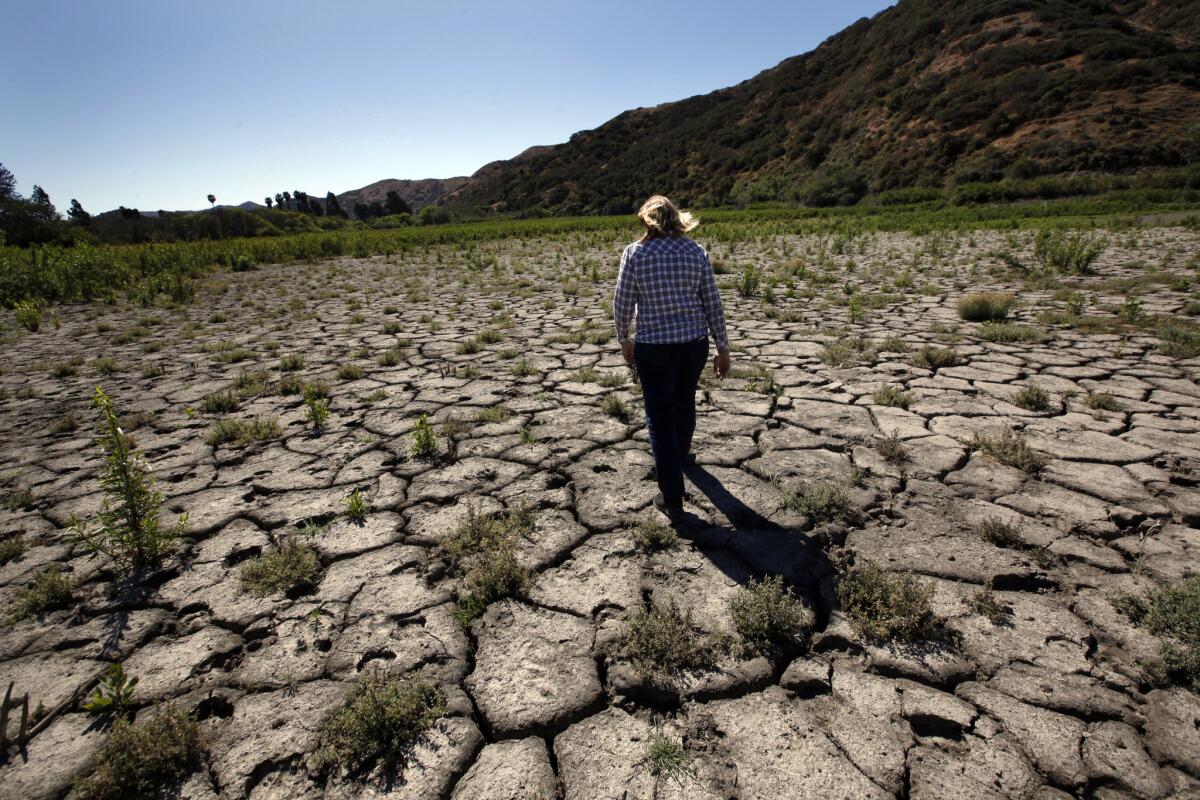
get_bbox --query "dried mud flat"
[2,227,1200,799]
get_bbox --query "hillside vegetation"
[443,0,1200,214]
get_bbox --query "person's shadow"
[668,463,837,629]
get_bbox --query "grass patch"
[976,321,1051,343]
[876,432,910,465]
[1010,384,1054,412]
[912,345,961,370]
[957,292,1015,322]
[314,673,446,774]
[1111,576,1200,691]
[836,559,940,644]
[621,600,716,675]
[972,429,1047,474]
[601,393,631,422]
[477,405,514,424]
[729,575,812,656]
[206,416,282,447]
[978,517,1022,548]
[443,505,534,625]
[6,566,74,622]
[781,482,855,523]
[967,589,1009,624]
[200,389,239,414]
[70,707,203,800]
[0,533,26,564]
[645,731,693,782]
[1085,392,1125,412]
[873,385,912,409]
[239,535,320,597]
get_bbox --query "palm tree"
[207,194,216,207]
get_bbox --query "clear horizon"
[3,0,895,213]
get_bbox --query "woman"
[614,195,731,517]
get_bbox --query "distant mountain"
[336,177,469,212]
[440,0,1200,213]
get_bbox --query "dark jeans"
[635,337,709,502]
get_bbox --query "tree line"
[0,162,451,248]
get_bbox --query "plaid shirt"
[613,236,729,352]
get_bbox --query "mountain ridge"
[438,0,1200,214]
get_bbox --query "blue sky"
[2,0,895,212]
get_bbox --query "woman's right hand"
[713,351,730,379]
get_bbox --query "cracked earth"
[2,226,1199,799]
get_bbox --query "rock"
[780,656,831,696]
[684,688,891,799]
[1083,720,1171,799]
[1144,689,1200,778]
[124,627,243,702]
[0,712,106,800]
[207,680,351,798]
[899,679,977,737]
[466,600,602,736]
[450,737,558,800]
[956,682,1088,788]
[987,663,1141,725]
[553,707,656,800]
[908,734,1042,800]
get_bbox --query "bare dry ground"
[2,226,1200,798]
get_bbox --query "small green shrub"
[873,385,912,409]
[409,413,439,459]
[83,663,139,718]
[336,363,364,381]
[1033,229,1108,275]
[205,416,282,447]
[976,322,1050,343]
[729,575,812,655]
[477,405,514,424]
[633,520,679,552]
[314,673,446,773]
[69,707,203,800]
[782,482,854,523]
[378,346,405,367]
[511,358,538,377]
[14,300,41,332]
[912,346,961,370]
[278,353,305,372]
[876,432,910,465]
[1010,384,1053,412]
[621,600,715,675]
[957,292,1015,322]
[1085,392,1124,411]
[967,589,1009,624]
[304,395,331,430]
[1111,576,1200,691]
[0,533,27,564]
[201,389,239,414]
[69,388,185,573]
[836,559,940,643]
[7,566,74,622]
[601,394,631,422]
[456,337,482,355]
[972,429,1046,474]
[978,517,1022,548]
[736,266,761,299]
[343,489,369,522]
[240,535,320,597]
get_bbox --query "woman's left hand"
[621,341,635,365]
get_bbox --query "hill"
[441,0,1200,214]
[336,177,468,212]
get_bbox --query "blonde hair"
[637,195,698,241]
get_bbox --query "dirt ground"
[2,226,1199,799]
